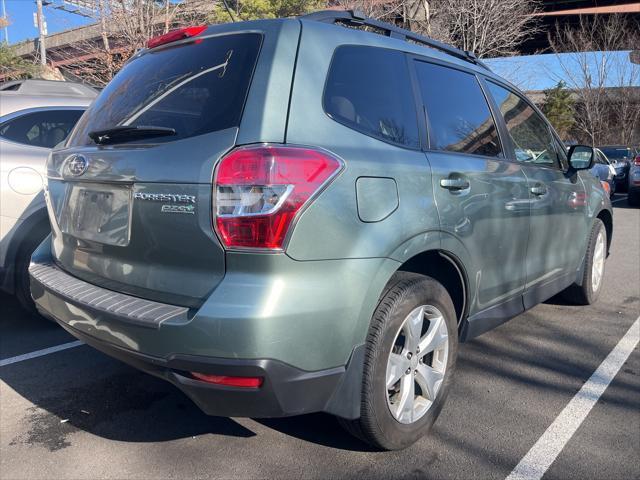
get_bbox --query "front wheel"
[561,218,607,305]
[339,272,458,450]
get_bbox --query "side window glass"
[324,46,420,149]
[0,109,84,148]
[486,81,560,168]
[414,61,501,157]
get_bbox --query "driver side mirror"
[568,145,595,170]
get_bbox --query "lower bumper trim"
[54,319,350,419]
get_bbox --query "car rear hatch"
[45,29,268,308]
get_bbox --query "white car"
[0,79,96,313]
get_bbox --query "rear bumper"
[28,241,393,419]
[53,319,350,418]
[31,260,363,418]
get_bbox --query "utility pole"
[1,0,8,44]
[36,0,46,65]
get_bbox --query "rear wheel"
[339,272,458,450]
[561,219,606,305]
[628,191,640,207]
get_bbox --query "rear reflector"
[191,372,263,388]
[568,191,588,208]
[147,25,207,49]
[214,145,343,250]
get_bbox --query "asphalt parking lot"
[1,195,638,480]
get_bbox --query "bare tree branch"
[548,14,640,145]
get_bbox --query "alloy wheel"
[385,305,449,424]
[592,230,606,292]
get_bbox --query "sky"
[486,51,640,91]
[1,0,93,45]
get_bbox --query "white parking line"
[506,316,640,480]
[611,196,627,204]
[0,340,83,367]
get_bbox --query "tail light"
[634,155,640,166]
[147,25,206,49]
[214,145,343,250]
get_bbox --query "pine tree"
[0,43,39,81]
[210,0,325,23]
[542,81,575,140]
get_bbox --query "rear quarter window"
[67,33,262,146]
[323,45,420,149]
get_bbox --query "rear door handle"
[530,185,547,196]
[440,178,470,191]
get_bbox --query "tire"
[339,272,458,450]
[628,191,640,207]
[15,223,50,316]
[561,219,607,305]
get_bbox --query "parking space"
[1,198,638,480]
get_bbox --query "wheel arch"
[394,249,469,329]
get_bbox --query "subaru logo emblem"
[67,154,89,176]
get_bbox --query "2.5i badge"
[161,204,195,215]
[133,192,197,215]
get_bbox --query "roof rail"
[301,10,491,71]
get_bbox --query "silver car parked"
[0,79,96,313]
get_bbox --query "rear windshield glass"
[599,147,631,160]
[67,33,262,146]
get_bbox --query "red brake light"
[634,155,640,166]
[214,145,343,250]
[147,25,207,49]
[191,372,263,388]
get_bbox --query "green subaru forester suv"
[30,11,613,450]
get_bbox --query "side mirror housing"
[568,145,595,170]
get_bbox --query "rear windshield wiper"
[88,125,176,145]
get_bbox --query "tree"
[542,81,575,140]
[433,0,540,58]
[332,0,540,58]
[51,0,321,86]
[210,0,325,22]
[52,0,215,86]
[0,43,39,81]
[548,14,640,146]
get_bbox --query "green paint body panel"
[356,177,399,223]
[33,16,613,418]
